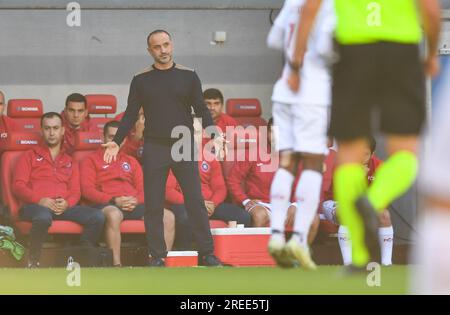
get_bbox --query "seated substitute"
[80,120,175,266]
[203,88,238,133]
[227,119,281,227]
[13,112,105,268]
[61,93,98,155]
[322,137,394,266]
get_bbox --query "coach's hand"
[102,141,120,164]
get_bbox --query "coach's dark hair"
[41,112,63,127]
[103,120,121,137]
[147,29,172,45]
[65,93,87,108]
[368,136,377,153]
[203,88,224,104]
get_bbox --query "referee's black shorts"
[329,41,426,141]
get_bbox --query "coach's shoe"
[355,196,380,259]
[199,254,223,267]
[148,257,165,267]
[284,238,317,271]
[268,238,296,268]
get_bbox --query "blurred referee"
[103,30,223,267]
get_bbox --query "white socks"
[292,170,323,246]
[338,225,352,265]
[379,226,394,266]
[338,225,394,266]
[270,168,294,242]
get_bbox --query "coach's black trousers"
[143,138,214,259]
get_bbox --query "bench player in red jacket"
[227,119,288,227]
[322,137,394,266]
[80,120,175,266]
[61,93,98,155]
[13,112,105,268]
[203,88,238,134]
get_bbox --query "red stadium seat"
[85,94,117,115]
[120,220,145,233]
[72,131,103,163]
[85,94,117,132]
[0,151,83,234]
[0,132,41,154]
[226,99,267,128]
[7,99,43,132]
[74,131,103,151]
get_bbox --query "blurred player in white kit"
[266,0,335,269]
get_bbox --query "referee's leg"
[172,160,214,256]
[143,141,171,259]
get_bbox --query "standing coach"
[103,30,223,267]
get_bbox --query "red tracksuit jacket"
[227,152,275,204]
[323,154,383,202]
[13,145,80,207]
[215,113,238,134]
[165,154,227,206]
[61,111,98,155]
[80,148,144,205]
[0,115,17,152]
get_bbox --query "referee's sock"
[367,150,418,213]
[334,163,369,267]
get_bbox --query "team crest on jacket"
[122,162,131,172]
[201,161,209,172]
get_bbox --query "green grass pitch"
[0,265,409,295]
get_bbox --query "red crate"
[212,228,276,267]
[165,251,198,267]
